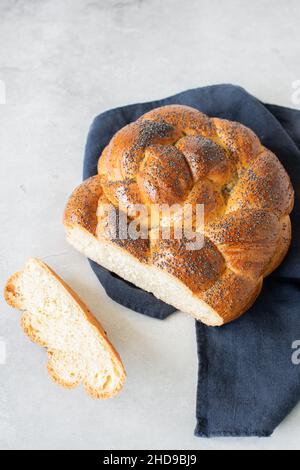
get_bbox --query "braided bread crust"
[65,105,294,326]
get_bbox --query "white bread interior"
[4,258,125,398]
[66,226,223,326]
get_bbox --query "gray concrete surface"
[0,0,299,450]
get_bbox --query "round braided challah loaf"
[64,105,294,326]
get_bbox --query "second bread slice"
[4,258,125,399]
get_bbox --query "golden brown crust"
[206,209,281,279]
[264,215,292,276]
[151,236,225,294]
[212,118,263,166]
[64,105,294,325]
[200,270,263,324]
[4,271,25,309]
[226,150,294,217]
[4,259,126,399]
[185,180,226,224]
[176,135,232,185]
[64,175,102,235]
[138,145,193,205]
[141,104,216,138]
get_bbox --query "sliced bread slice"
[4,258,125,399]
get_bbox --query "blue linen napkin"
[83,85,300,437]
